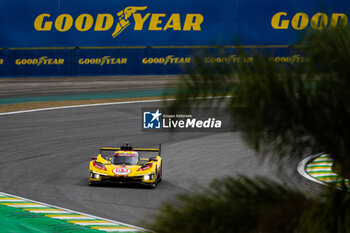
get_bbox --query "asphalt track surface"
[0,76,179,98]
[0,100,317,227]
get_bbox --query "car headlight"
[144,173,154,181]
[90,172,100,179]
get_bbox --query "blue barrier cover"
[0,0,349,76]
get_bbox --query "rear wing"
[99,144,162,156]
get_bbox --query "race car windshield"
[113,156,138,165]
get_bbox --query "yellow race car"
[89,143,162,188]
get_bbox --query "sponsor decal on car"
[112,167,131,175]
[114,151,138,156]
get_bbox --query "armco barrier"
[0,0,349,76]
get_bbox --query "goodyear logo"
[205,55,253,64]
[15,57,64,66]
[142,55,191,65]
[204,54,310,64]
[79,56,127,66]
[0,59,3,65]
[34,6,204,38]
[271,12,348,30]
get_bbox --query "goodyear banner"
[0,0,349,76]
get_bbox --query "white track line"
[28,210,71,213]
[297,153,326,186]
[5,204,45,207]
[0,191,147,232]
[0,96,231,116]
[75,223,117,226]
[306,168,332,172]
[51,216,95,220]
[0,99,166,116]
[306,162,333,166]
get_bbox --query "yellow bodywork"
[88,150,162,186]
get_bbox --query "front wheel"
[89,180,99,186]
[148,174,158,188]
[157,165,162,183]
[149,183,157,188]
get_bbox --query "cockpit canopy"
[112,150,139,165]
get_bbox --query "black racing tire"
[149,182,157,188]
[88,180,99,186]
[158,165,162,183]
[148,174,158,189]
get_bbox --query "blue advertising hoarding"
[0,0,349,76]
